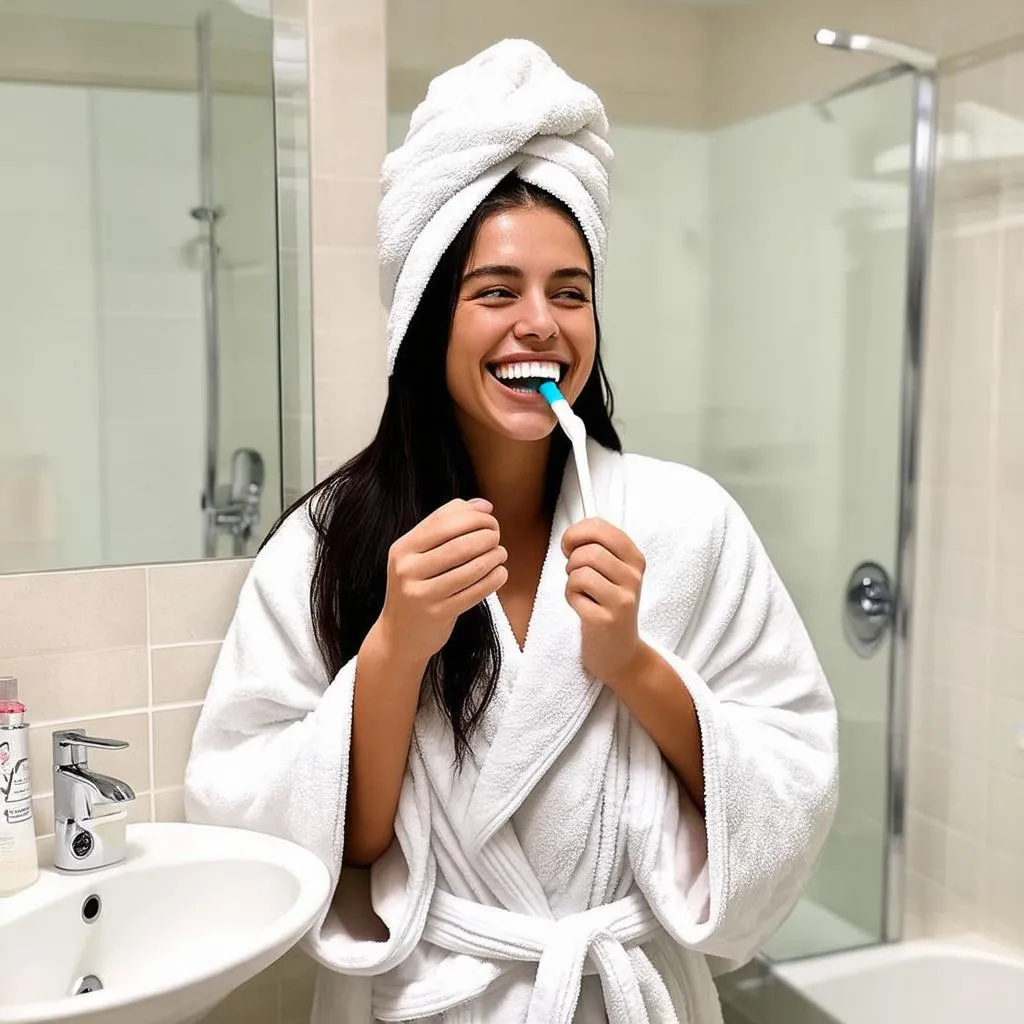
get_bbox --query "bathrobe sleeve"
[627,468,839,969]
[182,504,433,975]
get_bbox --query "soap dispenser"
[0,676,39,895]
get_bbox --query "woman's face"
[447,204,597,444]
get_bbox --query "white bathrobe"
[184,443,838,1024]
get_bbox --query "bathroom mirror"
[0,0,314,574]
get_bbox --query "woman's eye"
[478,286,516,299]
[555,289,589,303]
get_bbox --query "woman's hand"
[378,498,508,667]
[562,519,647,687]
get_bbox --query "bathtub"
[772,936,1024,1024]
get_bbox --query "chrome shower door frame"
[884,63,938,945]
[815,29,940,944]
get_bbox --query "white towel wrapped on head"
[378,38,614,375]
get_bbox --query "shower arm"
[814,29,938,71]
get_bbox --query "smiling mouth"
[487,360,567,394]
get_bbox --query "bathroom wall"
[706,0,1024,127]
[0,0,386,1021]
[386,0,708,130]
[902,48,1024,946]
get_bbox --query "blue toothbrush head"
[538,380,564,405]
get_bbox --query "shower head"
[815,28,937,71]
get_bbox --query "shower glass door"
[603,69,917,959]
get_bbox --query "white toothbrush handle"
[571,435,597,519]
[550,398,598,519]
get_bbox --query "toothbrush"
[538,381,597,519]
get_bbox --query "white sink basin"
[0,822,332,1024]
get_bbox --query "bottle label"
[1,745,32,812]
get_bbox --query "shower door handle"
[843,561,894,657]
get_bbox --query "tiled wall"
[903,48,1024,946]
[308,0,388,479]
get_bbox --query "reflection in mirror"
[0,0,314,574]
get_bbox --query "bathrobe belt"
[375,888,681,1024]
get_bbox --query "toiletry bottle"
[0,677,39,895]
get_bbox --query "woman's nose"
[512,292,558,341]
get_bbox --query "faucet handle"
[53,729,130,768]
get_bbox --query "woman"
[185,40,837,1024]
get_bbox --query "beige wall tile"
[151,643,221,705]
[315,101,386,179]
[0,647,147,723]
[314,378,385,463]
[982,848,1024,946]
[201,973,279,1024]
[28,711,150,800]
[944,828,984,903]
[993,565,1024,634]
[279,976,316,1022]
[0,568,147,659]
[907,810,947,882]
[154,787,186,824]
[310,28,385,107]
[988,772,1024,858]
[315,456,341,484]
[992,630,1024,700]
[985,695,1024,778]
[152,704,203,791]
[31,793,53,838]
[147,561,251,646]
[315,177,380,250]
[310,249,380,340]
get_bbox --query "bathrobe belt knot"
[396,889,679,1024]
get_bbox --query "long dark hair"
[266,174,621,763]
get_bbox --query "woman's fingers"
[432,544,508,601]
[446,564,510,616]
[564,542,633,586]
[566,565,618,606]
[417,527,502,579]
[407,499,499,554]
[562,518,646,573]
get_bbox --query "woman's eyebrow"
[551,267,593,283]
[462,264,522,283]
[462,265,593,284]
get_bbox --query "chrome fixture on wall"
[844,561,894,656]
[816,27,939,943]
[211,447,266,556]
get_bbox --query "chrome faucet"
[52,730,136,872]
[205,446,265,556]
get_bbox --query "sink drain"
[71,975,103,996]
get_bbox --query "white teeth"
[492,361,562,382]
